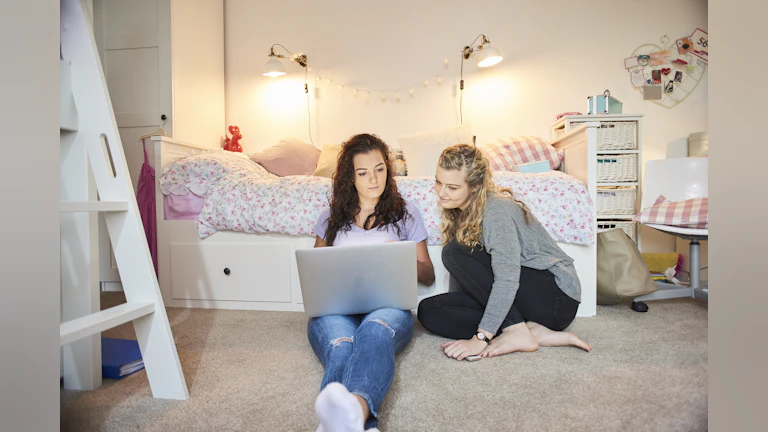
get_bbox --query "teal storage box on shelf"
[518,161,550,173]
[587,90,623,115]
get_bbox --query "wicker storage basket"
[597,220,637,242]
[596,186,636,215]
[571,121,636,150]
[597,154,638,182]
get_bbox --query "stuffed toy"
[224,125,243,152]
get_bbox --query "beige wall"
[224,0,708,252]
[225,0,707,155]
[172,0,226,147]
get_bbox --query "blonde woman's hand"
[441,338,488,361]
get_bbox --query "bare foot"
[481,322,538,357]
[526,321,591,352]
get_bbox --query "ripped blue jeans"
[307,308,414,429]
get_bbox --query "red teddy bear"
[224,125,243,152]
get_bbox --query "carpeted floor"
[60,293,708,432]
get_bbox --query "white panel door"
[93,0,171,285]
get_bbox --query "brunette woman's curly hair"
[323,133,408,245]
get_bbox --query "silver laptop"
[296,241,417,318]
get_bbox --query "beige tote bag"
[596,228,658,305]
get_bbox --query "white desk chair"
[633,158,708,310]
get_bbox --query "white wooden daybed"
[151,123,600,317]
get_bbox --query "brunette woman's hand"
[441,338,488,361]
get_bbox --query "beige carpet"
[61,293,708,432]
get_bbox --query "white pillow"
[398,124,474,177]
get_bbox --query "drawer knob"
[223,268,231,275]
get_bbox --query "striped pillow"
[633,195,708,229]
[479,136,561,170]
[479,141,518,171]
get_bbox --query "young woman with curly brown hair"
[308,133,434,432]
[417,144,590,362]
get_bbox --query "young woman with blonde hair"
[417,144,590,361]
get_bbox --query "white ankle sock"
[315,383,365,432]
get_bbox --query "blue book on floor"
[102,338,145,380]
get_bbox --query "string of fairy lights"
[305,58,452,102]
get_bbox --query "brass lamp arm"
[462,34,492,59]
[268,44,308,67]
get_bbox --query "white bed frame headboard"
[151,135,211,168]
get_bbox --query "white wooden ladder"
[59,0,188,400]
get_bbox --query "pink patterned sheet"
[164,193,205,220]
[159,150,595,245]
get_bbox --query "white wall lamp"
[262,43,314,146]
[460,34,504,124]
[263,44,308,78]
[262,43,310,98]
[463,34,503,68]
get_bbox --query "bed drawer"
[170,243,292,303]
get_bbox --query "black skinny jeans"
[417,239,580,340]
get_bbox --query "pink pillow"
[250,137,321,176]
[480,136,561,170]
[479,142,518,171]
[633,195,708,229]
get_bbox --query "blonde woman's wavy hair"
[438,144,532,249]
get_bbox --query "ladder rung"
[60,201,129,212]
[60,302,155,346]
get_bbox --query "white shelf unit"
[552,114,644,243]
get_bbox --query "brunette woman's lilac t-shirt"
[314,201,428,246]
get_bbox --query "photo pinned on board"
[652,70,662,84]
[630,69,645,88]
[648,50,675,66]
[677,37,694,55]
[624,57,640,69]
[665,81,674,93]
[643,85,662,100]
[674,71,684,83]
